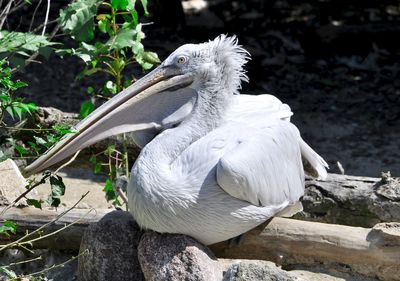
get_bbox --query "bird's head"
[24,35,250,175]
[161,35,249,94]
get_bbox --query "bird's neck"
[139,86,231,168]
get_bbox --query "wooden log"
[210,218,400,281]
[1,207,399,280]
[300,173,400,227]
[0,207,111,250]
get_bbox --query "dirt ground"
[16,0,400,177]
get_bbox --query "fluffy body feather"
[127,35,328,245]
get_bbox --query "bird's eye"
[176,56,188,65]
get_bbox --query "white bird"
[25,35,328,245]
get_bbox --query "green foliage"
[0,266,17,279]
[26,198,43,209]
[57,0,160,203]
[25,172,67,210]
[59,0,160,97]
[0,220,17,237]
[59,0,102,42]
[0,31,57,68]
[0,59,37,123]
[47,175,66,207]
[79,100,95,118]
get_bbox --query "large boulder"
[77,210,144,281]
[138,231,222,281]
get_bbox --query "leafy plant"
[0,31,57,68]
[0,59,37,124]
[11,124,77,158]
[58,0,160,203]
[0,220,17,237]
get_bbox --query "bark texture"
[300,173,400,227]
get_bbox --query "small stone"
[222,260,302,281]
[369,222,400,246]
[77,210,144,281]
[0,159,36,206]
[138,232,222,281]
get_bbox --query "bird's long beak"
[24,65,194,175]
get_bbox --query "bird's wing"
[172,94,326,207]
[231,94,328,180]
[173,119,305,208]
[228,94,293,122]
[215,119,305,207]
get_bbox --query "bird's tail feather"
[300,139,328,179]
[275,201,303,217]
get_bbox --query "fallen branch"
[2,206,399,280]
[301,173,400,227]
[0,206,111,250]
[210,218,400,281]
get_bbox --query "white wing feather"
[216,120,304,206]
[174,94,309,208]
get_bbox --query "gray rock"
[78,210,144,281]
[222,260,301,281]
[138,232,222,281]
[0,159,37,206]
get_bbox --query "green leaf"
[105,81,117,94]
[53,125,77,135]
[27,141,40,155]
[103,179,116,201]
[135,53,153,70]
[27,198,42,209]
[135,23,145,41]
[50,175,66,197]
[74,42,97,63]
[26,102,37,111]
[111,0,129,10]
[17,102,36,115]
[46,196,60,208]
[105,144,116,155]
[76,67,102,80]
[96,14,110,21]
[89,155,97,164]
[132,41,144,55]
[0,31,57,59]
[140,0,149,16]
[13,106,23,120]
[0,267,17,278]
[79,100,95,119]
[94,163,102,174]
[5,106,14,119]
[87,86,94,94]
[13,81,28,89]
[106,28,136,50]
[0,220,17,236]
[58,0,101,42]
[127,0,136,10]
[33,136,47,146]
[46,134,59,145]
[47,175,66,207]
[98,19,108,33]
[15,145,28,155]
[103,179,113,192]
[143,51,160,64]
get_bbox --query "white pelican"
[25,35,327,245]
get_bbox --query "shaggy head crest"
[194,34,250,94]
[203,35,250,94]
